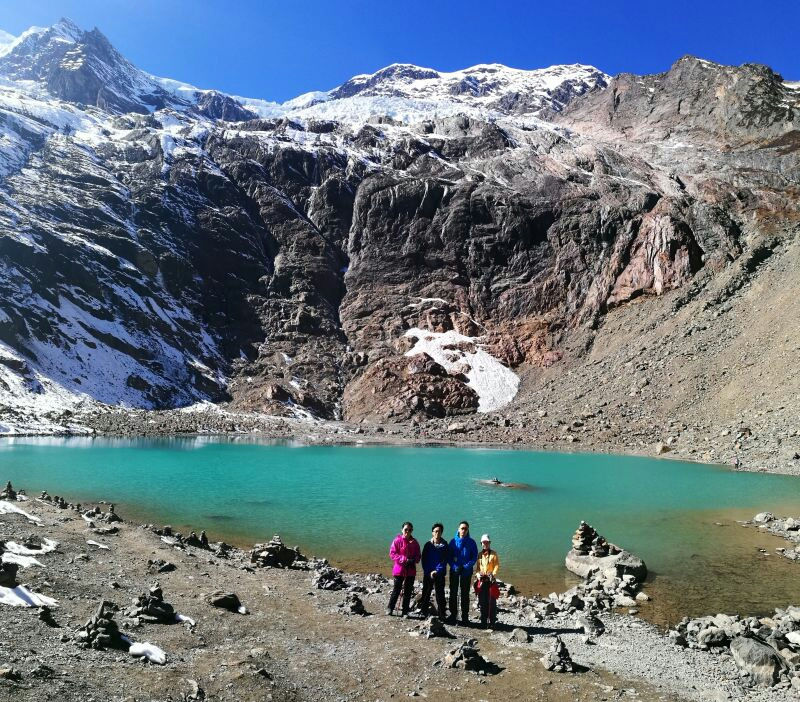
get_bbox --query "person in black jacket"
[419,523,450,618]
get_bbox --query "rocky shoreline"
[2,487,799,701]
[2,395,798,480]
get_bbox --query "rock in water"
[565,521,647,582]
[730,635,787,686]
[540,636,574,672]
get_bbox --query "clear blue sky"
[2,1,798,102]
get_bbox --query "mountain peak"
[50,17,83,41]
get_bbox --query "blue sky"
[2,1,798,102]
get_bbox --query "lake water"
[2,437,799,626]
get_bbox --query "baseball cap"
[480,533,491,543]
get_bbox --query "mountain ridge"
[0,18,797,468]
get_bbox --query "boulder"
[207,592,247,615]
[730,635,787,686]
[565,548,647,582]
[508,627,531,643]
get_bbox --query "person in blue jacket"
[419,522,450,618]
[448,520,478,624]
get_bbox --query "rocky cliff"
[0,20,798,438]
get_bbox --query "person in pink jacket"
[386,521,421,616]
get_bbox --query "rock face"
[0,20,799,430]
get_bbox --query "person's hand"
[399,556,406,564]
[452,565,460,574]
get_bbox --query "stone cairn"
[0,481,16,500]
[540,635,574,672]
[437,640,497,674]
[74,602,129,651]
[312,564,348,591]
[571,521,620,557]
[250,535,307,569]
[338,592,367,616]
[124,584,177,624]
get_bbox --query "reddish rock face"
[342,353,478,422]
[608,203,704,308]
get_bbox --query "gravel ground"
[1,494,798,702]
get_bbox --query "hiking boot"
[385,608,393,616]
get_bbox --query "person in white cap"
[476,533,500,628]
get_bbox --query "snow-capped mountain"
[0,18,798,434]
[0,18,185,114]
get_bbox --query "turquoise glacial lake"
[2,437,799,625]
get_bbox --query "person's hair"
[402,521,413,531]
[459,521,469,529]
[432,522,444,532]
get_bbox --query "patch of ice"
[0,584,58,608]
[2,552,44,568]
[86,540,109,550]
[404,327,519,412]
[129,641,166,665]
[0,501,42,524]
[4,538,57,555]
[175,613,195,626]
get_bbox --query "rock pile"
[312,565,348,590]
[669,607,800,688]
[571,521,618,557]
[0,481,16,500]
[125,584,178,624]
[250,535,307,569]
[540,635,575,672]
[565,521,647,583]
[74,601,129,651]
[437,640,498,674]
[338,593,367,615]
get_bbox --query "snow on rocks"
[0,499,43,524]
[404,327,519,412]
[0,584,58,608]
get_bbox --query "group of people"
[387,520,500,628]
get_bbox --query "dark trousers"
[477,579,496,624]
[449,570,471,621]
[420,571,447,618]
[388,575,414,614]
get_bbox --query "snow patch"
[0,501,43,524]
[404,328,519,412]
[0,584,58,608]
[128,641,166,665]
